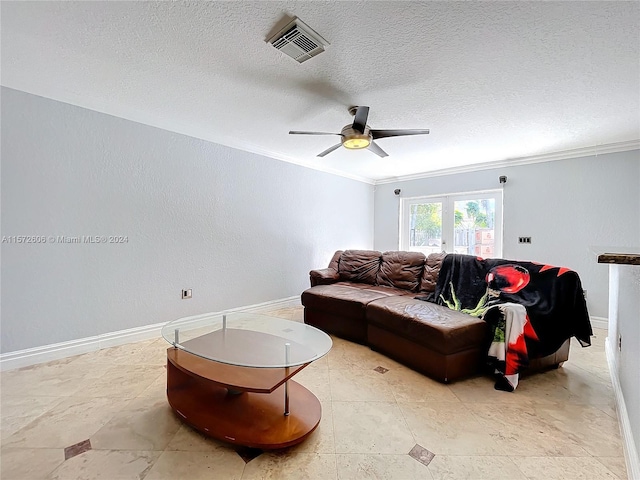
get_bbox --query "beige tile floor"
[0,307,627,479]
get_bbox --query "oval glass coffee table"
[161,312,332,449]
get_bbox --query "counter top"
[597,253,640,266]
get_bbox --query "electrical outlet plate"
[518,237,532,244]
[182,289,192,299]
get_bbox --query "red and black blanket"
[433,254,592,391]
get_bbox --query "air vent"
[267,17,329,63]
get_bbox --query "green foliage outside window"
[454,210,463,227]
[411,203,441,238]
[463,201,493,229]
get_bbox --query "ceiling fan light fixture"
[343,136,371,149]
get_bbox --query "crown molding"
[1,86,376,186]
[375,140,640,185]
[234,145,376,185]
[4,87,636,187]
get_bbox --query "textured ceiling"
[2,1,639,182]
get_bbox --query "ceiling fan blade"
[370,129,430,139]
[289,131,341,136]
[317,143,343,157]
[352,106,370,133]
[368,141,389,158]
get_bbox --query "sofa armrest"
[310,268,339,287]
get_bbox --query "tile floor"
[0,307,627,479]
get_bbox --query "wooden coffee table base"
[166,350,322,449]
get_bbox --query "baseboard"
[239,296,301,313]
[590,316,609,331]
[0,296,301,371]
[605,338,640,479]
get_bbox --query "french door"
[400,190,503,258]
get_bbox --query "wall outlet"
[518,236,532,244]
[182,289,192,299]
[618,334,622,351]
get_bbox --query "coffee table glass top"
[162,312,332,368]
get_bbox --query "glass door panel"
[408,201,443,255]
[453,197,498,258]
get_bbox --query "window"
[400,190,503,258]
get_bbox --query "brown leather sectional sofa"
[301,250,569,383]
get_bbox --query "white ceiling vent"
[267,17,329,63]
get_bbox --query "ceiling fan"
[289,106,430,158]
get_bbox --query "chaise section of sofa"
[366,296,489,382]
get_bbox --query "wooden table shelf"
[166,348,322,449]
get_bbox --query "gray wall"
[374,151,640,319]
[1,87,374,353]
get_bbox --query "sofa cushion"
[366,296,488,355]
[376,251,426,291]
[419,252,447,292]
[334,282,415,297]
[302,284,392,320]
[338,250,382,284]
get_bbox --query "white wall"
[607,263,640,466]
[0,87,374,353]
[374,150,640,319]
